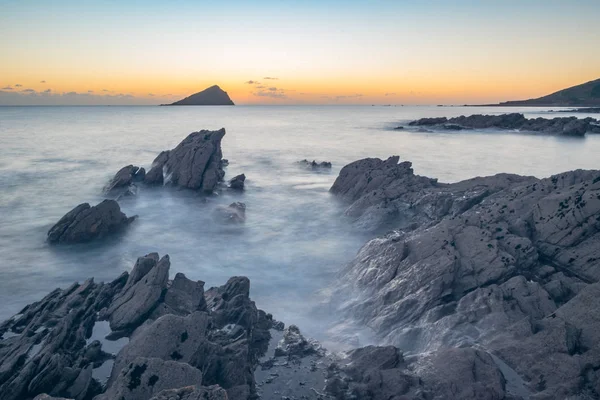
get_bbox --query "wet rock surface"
[0,254,272,400]
[229,173,246,191]
[47,199,136,244]
[104,165,146,195]
[144,129,226,192]
[214,202,246,224]
[408,113,599,136]
[329,156,600,399]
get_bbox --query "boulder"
[47,200,136,244]
[144,129,226,192]
[228,174,246,191]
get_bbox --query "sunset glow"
[1,0,599,105]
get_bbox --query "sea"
[0,105,598,342]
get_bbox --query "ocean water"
[0,105,599,341]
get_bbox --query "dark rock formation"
[144,129,226,192]
[0,254,272,400]
[229,174,246,191]
[409,113,599,136]
[47,200,136,244]
[497,77,600,107]
[104,165,145,194]
[329,156,600,399]
[166,85,235,106]
[298,159,332,170]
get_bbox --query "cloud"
[334,94,363,100]
[263,77,278,80]
[15,84,22,87]
[102,89,109,92]
[2,86,13,90]
[255,85,266,89]
[148,93,154,96]
[87,90,94,93]
[252,86,287,99]
[0,90,158,105]
[40,80,46,83]
[245,80,261,85]
[385,92,397,96]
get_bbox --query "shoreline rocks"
[0,254,273,400]
[328,155,600,398]
[408,113,599,136]
[228,174,246,191]
[47,200,136,244]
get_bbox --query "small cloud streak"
[15,84,22,87]
[252,85,287,99]
[263,77,278,80]
[22,88,36,93]
[385,92,396,96]
[40,80,46,84]
[2,86,13,90]
[43,89,51,93]
[245,80,261,85]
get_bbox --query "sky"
[1,0,599,105]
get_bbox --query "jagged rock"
[33,395,73,400]
[328,157,600,398]
[409,113,599,136]
[47,200,136,244]
[144,129,226,192]
[0,255,272,400]
[214,202,246,223]
[104,165,145,194]
[106,253,170,332]
[298,159,332,169]
[274,325,322,358]
[229,174,246,191]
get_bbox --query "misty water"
[1,105,599,344]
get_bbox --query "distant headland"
[483,78,600,107]
[162,85,235,106]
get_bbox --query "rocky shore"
[3,136,600,399]
[407,113,600,136]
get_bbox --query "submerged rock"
[298,159,332,170]
[409,113,599,136]
[214,202,246,224]
[144,129,226,192]
[47,199,136,244]
[228,174,246,191]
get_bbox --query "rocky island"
[164,85,235,106]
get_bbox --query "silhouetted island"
[489,78,600,107]
[163,85,235,106]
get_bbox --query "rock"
[229,174,246,191]
[104,165,145,194]
[393,126,404,130]
[166,85,235,106]
[214,202,246,224]
[94,357,203,400]
[0,254,272,400]
[328,157,600,398]
[274,325,322,358]
[298,159,332,169]
[409,113,598,136]
[144,129,226,193]
[47,200,136,244]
